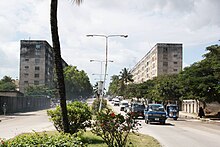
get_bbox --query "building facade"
[131,43,182,83]
[19,40,54,93]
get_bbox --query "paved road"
[0,109,56,139]
[111,102,220,147]
[1,99,220,147]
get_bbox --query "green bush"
[47,101,92,134]
[91,98,107,114]
[92,108,140,147]
[0,132,84,147]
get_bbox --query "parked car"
[113,98,120,106]
[128,102,145,119]
[120,100,129,111]
[144,104,167,124]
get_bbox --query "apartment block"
[19,40,54,93]
[131,43,182,83]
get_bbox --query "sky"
[0,0,220,88]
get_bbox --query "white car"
[113,98,120,106]
[120,100,129,111]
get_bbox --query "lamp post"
[87,34,128,111]
[90,59,113,81]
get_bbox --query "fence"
[0,96,51,115]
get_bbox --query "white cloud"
[0,0,220,87]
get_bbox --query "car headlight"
[162,114,166,117]
[148,113,153,116]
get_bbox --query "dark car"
[144,104,167,124]
[166,104,179,120]
[129,103,145,119]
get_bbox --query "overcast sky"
[0,0,220,87]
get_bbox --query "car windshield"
[149,105,165,112]
[133,103,145,108]
[168,106,178,110]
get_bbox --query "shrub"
[91,98,107,114]
[0,132,84,147]
[91,108,140,147]
[47,101,92,134]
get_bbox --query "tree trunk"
[50,0,69,133]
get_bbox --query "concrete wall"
[182,99,200,114]
[0,96,51,115]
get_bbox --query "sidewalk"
[0,114,16,122]
[179,111,220,123]
[179,111,198,119]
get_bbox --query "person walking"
[198,107,205,118]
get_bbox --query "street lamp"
[90,59,113,81]
[87,34,128,111]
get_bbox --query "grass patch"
[81,131,161,147]
[127,133,161,147]
[81,131,107,147]
[7,130,160,147]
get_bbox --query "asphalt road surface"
[0,109,56,139]
[1,99,220,147]
[111,101,220,147]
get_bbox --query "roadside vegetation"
[0,100,161,147]
[108,44,220,108]
[0,131,160,147]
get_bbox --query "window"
[152,63,155,68]
[35,58,40,64]
[25,59,29,61]
[35,66,40,71]
[24,81,28,84]
[25,66,29,69]
[173,69,178,72]
[163,54,168,59]
[163,69,167,73]
[174,62,178,64]
[174,54,178,58]
[163,62,168,66]
[35,74,39,78]
[163,48,168,53]
[24,73,29,77]
[34,81,39,85]
[36,44,41,49]
[35,50,40,56]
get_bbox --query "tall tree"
[50,0,82,133]
[178,45,220,105]
[119,68,134,96]
[108,75,120,96]
[64,65,93,100]
[0,76,16,91]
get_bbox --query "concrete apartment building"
[19,40,55,93]
[131,43,182,83]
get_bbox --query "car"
[119,100,129,111]
[113,98,120,106]
[129,102,145,119]
[124,105,131,113]
[144,104,167,124]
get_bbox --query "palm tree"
[50,0,83,133]
[120,68,134,84]
[119,68,134,95]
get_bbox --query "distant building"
[131,43,182,83]
[19,40,68,93]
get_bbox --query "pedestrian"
[198,107,205,118]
